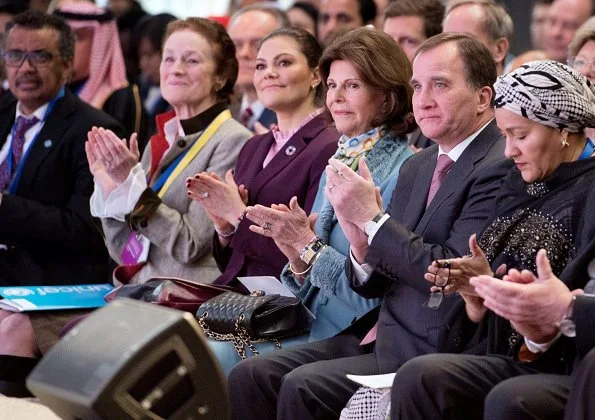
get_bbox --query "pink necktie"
[360,322,378,345]
[0,115,39,191]
[426,154,454,208]
[360,155,455,346]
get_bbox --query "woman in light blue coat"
[275,135,412,341]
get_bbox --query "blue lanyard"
[150,146,190,193]
[578,138,595,161]
[7,87,65,194]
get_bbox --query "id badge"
[121,231,150,265]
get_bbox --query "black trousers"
[228,334,379,420]
[565,348,595,420]
[390,353,571,420]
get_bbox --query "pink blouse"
[262,109,324,168]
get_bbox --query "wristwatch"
[299,237,325,265]
[557,295,576,338]
[364,212,386,237]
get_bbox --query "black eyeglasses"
[425,260,450,309]
[2,49,54,67]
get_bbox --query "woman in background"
[568,16,595,140]
[288,1,319,38]
[134,13,176,136]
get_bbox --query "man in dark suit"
[228,33,512,419]
[0,11,124,286]
[227,5,287,132]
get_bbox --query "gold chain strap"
[198,312,282,359]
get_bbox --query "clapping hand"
[247,198,318,268]
[470,249,582,343]
[186,169,247,234]
[325,157,382,263]
[85,127,139,195]
[425,234,493,296]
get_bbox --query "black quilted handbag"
[196,291,310,359]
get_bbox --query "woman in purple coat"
[186,28,338,288]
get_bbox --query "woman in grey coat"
[87,18,251,285]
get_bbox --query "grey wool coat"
[101,107,252,284]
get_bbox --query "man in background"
[227,4,288,132]
[442,0,514,75]
[542,0,593,62]
[383,0,444,150]
[318,0,376,45]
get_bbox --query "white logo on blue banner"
[1,288,35,297]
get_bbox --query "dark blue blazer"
[213,114,339,287]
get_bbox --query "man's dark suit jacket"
[213,114,338,287]
[0,89,125,286]
[257,108,277,131]
[346,120,513,373]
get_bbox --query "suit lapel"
[402,150,435,230]
[416,120,501,232]
[249,114,326,199]
[0,104,16,151]
[15,92,76,194]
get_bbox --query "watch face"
[364,221,375,237]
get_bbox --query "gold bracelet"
[289,262,313,277]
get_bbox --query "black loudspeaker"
[26,299,230,420]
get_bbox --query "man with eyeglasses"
[568,16,595,141]
[227,5,288,132]
[0,10,125,397]
[0,11,124,288]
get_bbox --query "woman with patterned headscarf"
[423,59,595,357]
[426,60,595,308]
[54,1,149,148]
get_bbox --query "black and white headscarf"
[494,60,595,133]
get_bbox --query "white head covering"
[494,60,595,133]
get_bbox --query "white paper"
[238,276,296,297]
[346,373,396,389]
[0,299,27,312]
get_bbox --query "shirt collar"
[272,108,322,144]
[438,119,493,162]
[15,101,49,123]
[163,115,182,145]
